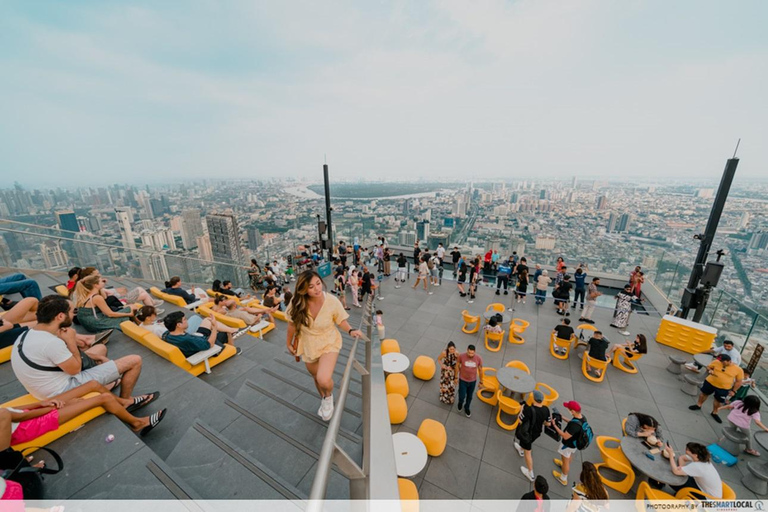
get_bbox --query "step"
[233,379,362,464]
[272,357,362,386]
[267,356,364,400]
[165,420,306,500]
[254,368,363,433]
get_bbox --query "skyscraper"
[617,213,633,233]
[181,208,204,250]
[197,235,213,261]
[247,227,261,251]
[595,195,608,210]
[607,213,617,233]
[416,220,430,245]
[115,208,136,250]
[55,210,78,233]
[206,212,246,287]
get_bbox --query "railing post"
[667,261,680,299]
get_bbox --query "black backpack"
[0,447,63,499]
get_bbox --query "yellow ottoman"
[388,393,408,424]
[398,478,419,512]
[412,356,436,381]
[417,418,447,457]
[381,339,401,355]
[385,373,409,398]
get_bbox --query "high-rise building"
[452,200,467,218]
[748,231,768,253]
[416,220,430,245]
[607,213,617,233]
[166,250,203,283]
[399,231,417,246]
[139,252,169,282]
[571,176,577,189]
[402,200,410,216]
[73,232,100,266]
[429,231,450,250]
[539,189,547,200]
[535,236,556,250]
[617,213,633,233]
[140,228,177,252]
[595,195,608,210]
[181,209,204,250]
[76,216,90,233]
[197,235,213,262]
[247,227,261,251]
[115,208,136,250]
[696,188,715,199]
[40,242,69,270]
[739,212,751,230]
[136,191,154,220]
[0,236,12,267]
[55,210,78,233]
[206,213,246,287]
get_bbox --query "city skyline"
[2,0,767,185]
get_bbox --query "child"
[731,369,756,402]
[375,310,385,340]
[722,395,768,456]
[484,317,503,334]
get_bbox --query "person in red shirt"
[65,267,81,294]
[456,345,484,418]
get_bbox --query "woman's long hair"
[212,279,222,292]
[635,334,648,354]
[629,412,658,430]
[580,462,608,501]
[75,275,101,309]
[289,270,323,340]
[740,395,761,416]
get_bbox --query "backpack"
[0,446,64,499]
[570,417,594,450]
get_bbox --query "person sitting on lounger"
[162,311,242,357]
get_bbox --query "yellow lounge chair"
[150,287,188,308]
[197,302,275,338]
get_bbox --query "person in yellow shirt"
[688,354,743,424]
[285,271,363,422]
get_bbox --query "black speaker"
[701,261,724,287]
[318,221,326,232]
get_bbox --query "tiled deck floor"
[372,276,758,500]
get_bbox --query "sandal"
[745,449,761,457]
[140,408,167,437]
[126,391,160,413]
[93,329,114,346]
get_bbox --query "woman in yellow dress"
[286,271,363,421]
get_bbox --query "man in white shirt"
[436,243,446,265]
[685,339,742,371]
[11,295,144,400]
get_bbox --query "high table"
[496,367,536,402]
[693,354,714,367]
[382,353,410,374]
[620,437,687,487]
[392,432,428,478]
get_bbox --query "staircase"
[0,267,365,500]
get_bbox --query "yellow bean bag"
[385,373,409,398]
[417,419,447,457]
[387,393,408,424]
[412,356,436,381]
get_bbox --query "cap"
[532,390,545,403]
[563,400,581,412]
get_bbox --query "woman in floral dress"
[438,341,460,404]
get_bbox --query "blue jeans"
[0,273,42,300]
[535,288,546,304]
[457,379,477,412]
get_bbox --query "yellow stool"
[505,360,531,374]
[417,419,447,456]
[509,318,529,345]
[550,332,574,360]
[388,393,408,424]
[484,330,504,352]
[594,436,636,494]
[386,373,409,398]
[582,353,611,383]
[398,478,419,512]
[675,482,735,500]
[412,356,436,381]
[613,350,644,374]
[461,310,480,334]
[381,339,401,355]
[496,391,521,430]
[476,368,500,406]
[526,382,559,407]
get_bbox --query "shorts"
[515,434,535,451]
[458,277,466,283]
[61,360,121,393]
[0,325,27,349]
[558,444,578,459]
[701,380,730,402]
[197,327,229,346]
[10,409,60,445]
[430,268,439,277]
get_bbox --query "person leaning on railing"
[285,271,362,422]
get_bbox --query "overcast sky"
[1,0,766,187]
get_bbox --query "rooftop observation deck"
[0,266,759,503]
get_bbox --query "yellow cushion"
[417,418,447,457]
[150,287,187,307]
[388,393,408,424]
[381,339,400,355]
[398,478,419,512]
[385,373,409,398]
[55,285,69,297]
[2,393,105,452]
[0,345,12,364]
[412,356,436,381]
[120,321,237,376]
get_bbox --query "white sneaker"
[684,363,698,371]
[520,466,535,482]
[153,299,164,307]
[435,283,440,287]
[319,395,334,421]
[428,291,433,295]
[514,441,525,457]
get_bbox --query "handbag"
[105,295,125,312]
[0,446,64,499]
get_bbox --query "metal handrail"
[307,296,374,508]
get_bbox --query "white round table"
[392,432,428,477]
[382,353,410,374]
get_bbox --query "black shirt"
[516,264,529,277]
[451,250,461,263]
[554,325,574,340]
[563,416,586,449]
[397,255,407,268]
[517,403,550,443]
[588,337,609,361]
[557,281,572,297]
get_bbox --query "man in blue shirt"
[495,257,513,295]
[161,312,241,357]
[572,267,587,310]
